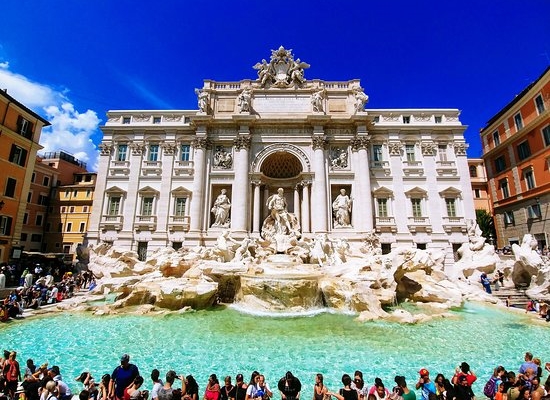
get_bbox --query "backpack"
[483,376,497,398]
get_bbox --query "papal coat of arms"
[253,46,310,88]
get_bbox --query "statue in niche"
[332,189,352,228]
[353,87,369,113]
[311,88,325,113]
[261,188,301,240]
[211,189,231,227]
[238,88,252,113]
[213,147,233,169]
[195,89,209,113]
[330,148,348,169]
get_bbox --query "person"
[220,376,234,400]
[211,190,232,227]
[257,375,273,400]
[484,366,506,400]
[332,189,352,228]
[328,374,357,400]
[123,376,148,400]
[519,353,538,375]
[415,369,436,400]
[184,375,199,400]
[44,380,59,400]
[451,362,476,387]
[245,372,261,400]
[3,351,21,399]
[151,369,163,400]
[480,273,492,294]
[76,372,98,400]
[49,365,72,400]
[267,188,293,235]
[98,374,111,400]
[109,354,140,400]
[393,376,415,400]
[158,371,185,400]
[453,375,474,400]
[278,372,301,400]
[311,90,324,113]
[368,379,389,400]
[234,374,247,400]
[351,372,366,400]
[205,374,221,400]
[313,374,329,400]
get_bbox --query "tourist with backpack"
[483,366,506,400]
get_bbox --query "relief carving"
[421,142,436,156]
[213,146,233,169]
[233,135,251,150]
[129,142,146,155]
[253,46,310,88]
[453,142,468,156]
[388,141,403,156]
[350,136,370,150]
[311,136,327,150]
[192,137,211,150]
[330,147,349,169]
[98,143,113,156]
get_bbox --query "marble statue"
[332,189,352,228]
[211,189,231,227]
[213,147,233,169]
[195,89,209,113]
[261,188,301,241]
[253,46,310,88]
[353,88,369,113]
[238,88,252,113]
[330,148,348,169]
[311,89,325,113]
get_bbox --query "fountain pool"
[2,302,548,398]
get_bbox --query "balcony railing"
[100,215,124,231]
[168,215,191,232]
[134,215,157,231]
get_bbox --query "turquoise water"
[1,303,548,398]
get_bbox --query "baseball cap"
[120,354,130,363]
[418,369,429,376]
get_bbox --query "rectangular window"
[17,116,33,138]
[411,198,422,217]
[9,144,28,167]
[535,94,545,115]
[517,141,531,160]
[23,213,28,224]
[66,222,72,232]
[83,206,88,213]
[373,145,383,162]
[31,173,36,183]
[528,204,542,219]
[438,145,448,161]
[445,198,457,217]
[141,197,154,216]
[474,189,481,198]
[30,234,42,242]
[149,144,159,162]
[5,178,16,198]
[377,198,388,217]
[65,190,70,198]
[79,222,86,233]
[434,116,442,124]
[504,211,514,225]
[494,156,506,172]
[543,126,550,147]
[43,176,50,187]
[514,113,523,130]
[181,145,190,161]
[493,131,500,146]
[405,145,415,162]
[117,144,128,162]
[403,116,411,124]
[153,116,161,124]
[122,117,131,124]
[524,170,535,190]
[175,198,186,216]
[0,216,12,236]
[500,179,510,198]
[27,191,32,202]
[61,206,66,213]
[74,190,78,197]
[20,233,28,241]
[86,189,91,198]
[70,206,75,213]
[108,196,121,215]
[35,214,43,226]
[38,194,48,206]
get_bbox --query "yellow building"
[468,158,492,213]
[45,171,96,259]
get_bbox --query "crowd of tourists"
[0,351,549,400]
[0,270,96,321]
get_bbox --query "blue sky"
[1,0,549,171]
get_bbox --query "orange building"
[0,90,50,263]
[468,158,492,213]
[480,67,550,250]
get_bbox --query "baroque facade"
[88,47,475,263]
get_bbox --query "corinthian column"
[231,133,251,234]
[252,180,262,234]
[311,134,328,232]
[189,134,209,232]
[301,180,311,233]
[351,128,372,232]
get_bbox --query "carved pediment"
[439,187,462,198]
[404,187,428,198]
[373,187,394,198]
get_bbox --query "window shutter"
[20,148,28,166]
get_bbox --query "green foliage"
[475,209,496,243]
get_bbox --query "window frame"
[535,94,545,115]
[514,112,523,131]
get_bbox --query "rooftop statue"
[253,46,310,88]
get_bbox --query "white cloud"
[0,64,101,171]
